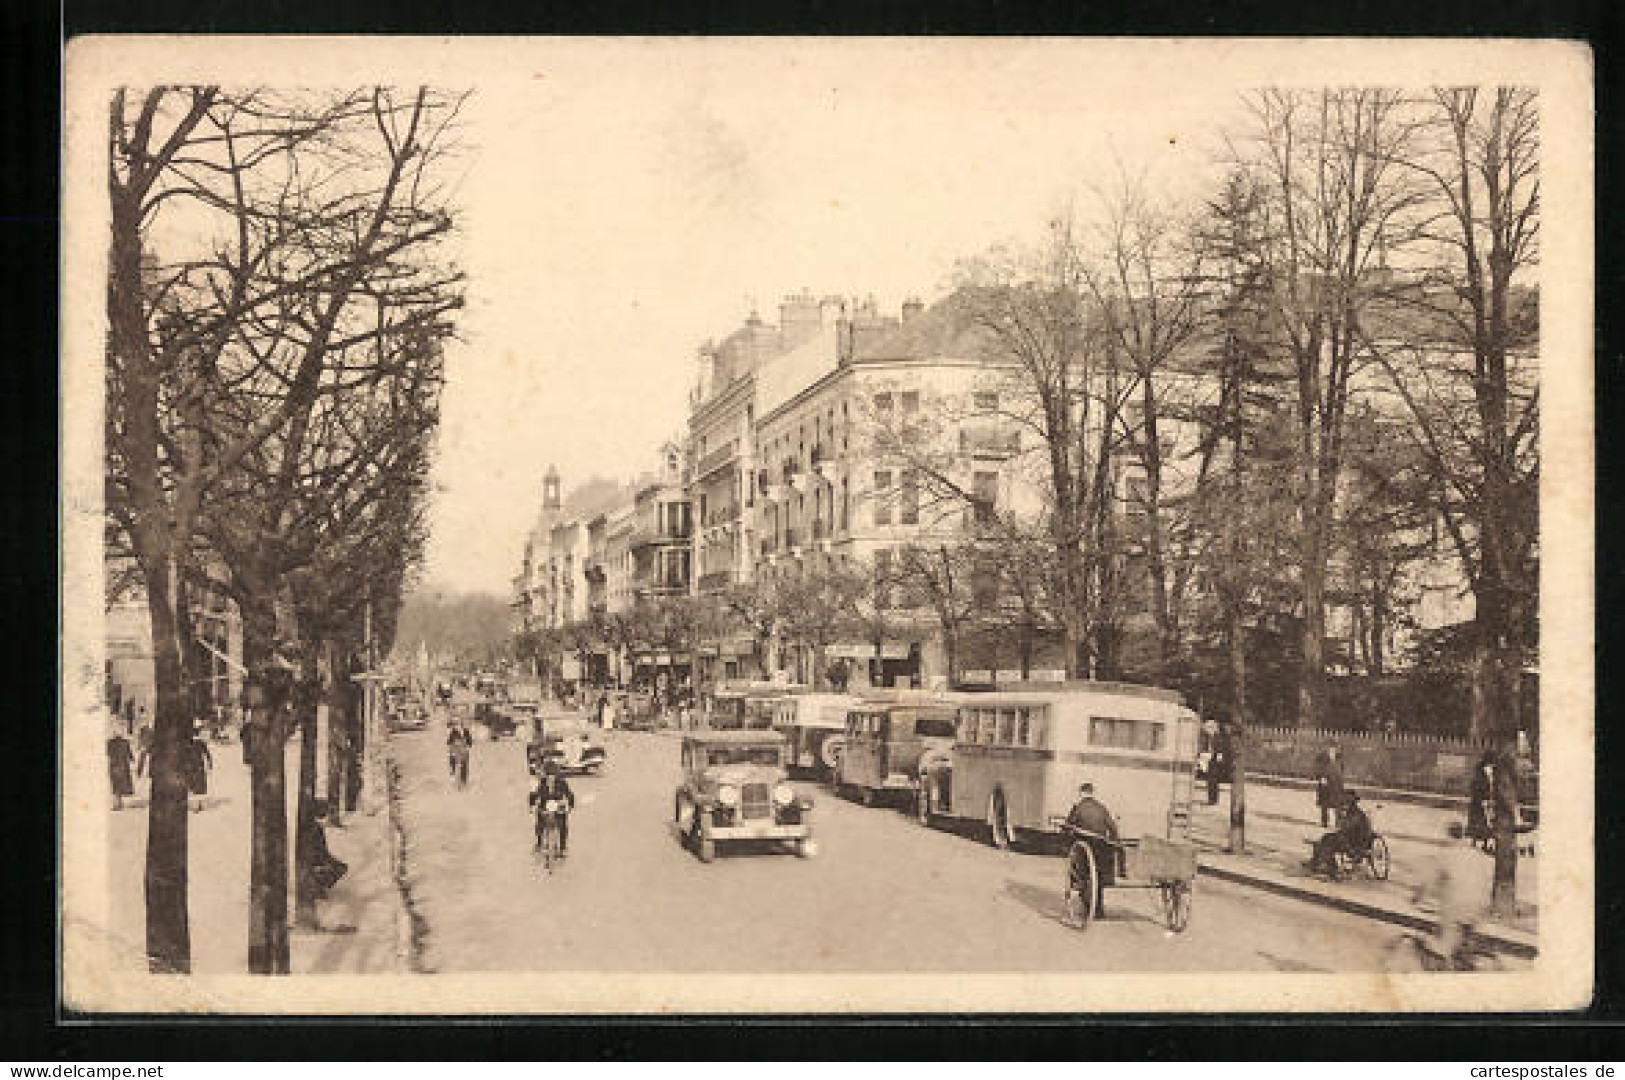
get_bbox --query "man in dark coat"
[1314,745,1346,828]
[107,725,135,809]
[1064,782,1122,916]
[529,762,577,857]
[1307,792,1374,878]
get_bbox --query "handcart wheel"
[1063,841,1098,930]
[1368,836,1391,881]
[1160,880,1192,932]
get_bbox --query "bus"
[833,695,959,808]
[770,692,860,779]
[917,682,1200,850]
[710,683,800,730]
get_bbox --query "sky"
[417,40,1259,596]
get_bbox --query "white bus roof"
[959,681,1188,707]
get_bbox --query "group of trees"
[106,86,466,973]
[873,88,1538,906]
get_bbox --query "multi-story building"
[683,291,1032,688]
[631,443,692,601]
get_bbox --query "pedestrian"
[107,720,135,810]
[184,726,213,812]
[1314,744,1345,828]
[1206,725,1231,806]
[1467,750,1495,849]
[134,721,154,780]
[602,695,617,732]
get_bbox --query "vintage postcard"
[60,36,1593,1014]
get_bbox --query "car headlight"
[716,784,740,807]
[772,783,796,806]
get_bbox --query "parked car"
[672,730,816,863]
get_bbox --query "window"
[978,709,998,745]
[901,390,920,416]
[901,470,920,525]
[918,710,957,739]
[1088,716,1167,752]
[1014,708,1031,746]
[874,392,893,415]
[974,391,999,413]
[972,471,998,525]
[873,470,893,525]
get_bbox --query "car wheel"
[988,791,1012,850]
[859,786,875,808]
[694,817,715,864]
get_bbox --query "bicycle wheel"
[1161,880,1192,932]
[1063,841,1098,929]
[1368,836,1391,881]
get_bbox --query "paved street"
[390,716,1450,974]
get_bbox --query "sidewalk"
[1188,781,1538,956]
[107,736,402,974]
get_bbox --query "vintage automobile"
[770,692,859,780]
[472,699,521,740]
[672,730,817,863]
[833,696,959,808]
[618,690,660,731]
[529,710,607,775]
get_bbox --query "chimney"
[543,465,561,513]
[779,287,822,349]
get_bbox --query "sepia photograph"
[59,36,1593,1014]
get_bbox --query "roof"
[847,289,1003,363]
[683,730,788,746]
[963,681,1187,706]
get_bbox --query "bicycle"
[1385,928,1507,972]
[535,800,566,873]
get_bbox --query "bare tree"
[1229,88,1430,727]
[140,86,464,973]
[1079,178,1209,673]
[1362,87,1539,912]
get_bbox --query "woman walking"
[185,726,214,812]
[107,721,135,810]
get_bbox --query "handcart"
[1055,820,1198,932]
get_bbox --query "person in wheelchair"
[1307,791,1374,879]
[1065,782,1123,915]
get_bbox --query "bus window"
[996,709,1016,745]
[978,709,997,745]
[1028,707,1049,748]
[1089,716,1165,751]
[1014,709,1031,746]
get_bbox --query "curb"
[1195,857,1537,959]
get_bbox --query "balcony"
[696,438,740,480]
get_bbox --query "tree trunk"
[141,563,192,973]
[293,649,321,931]
[1298,518,1328,728]
[1227,606,1249,854]
[243,596,291,974]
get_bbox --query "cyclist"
[529,760,576,859]
[1412,820,1487,968]
[446,723,472,786]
